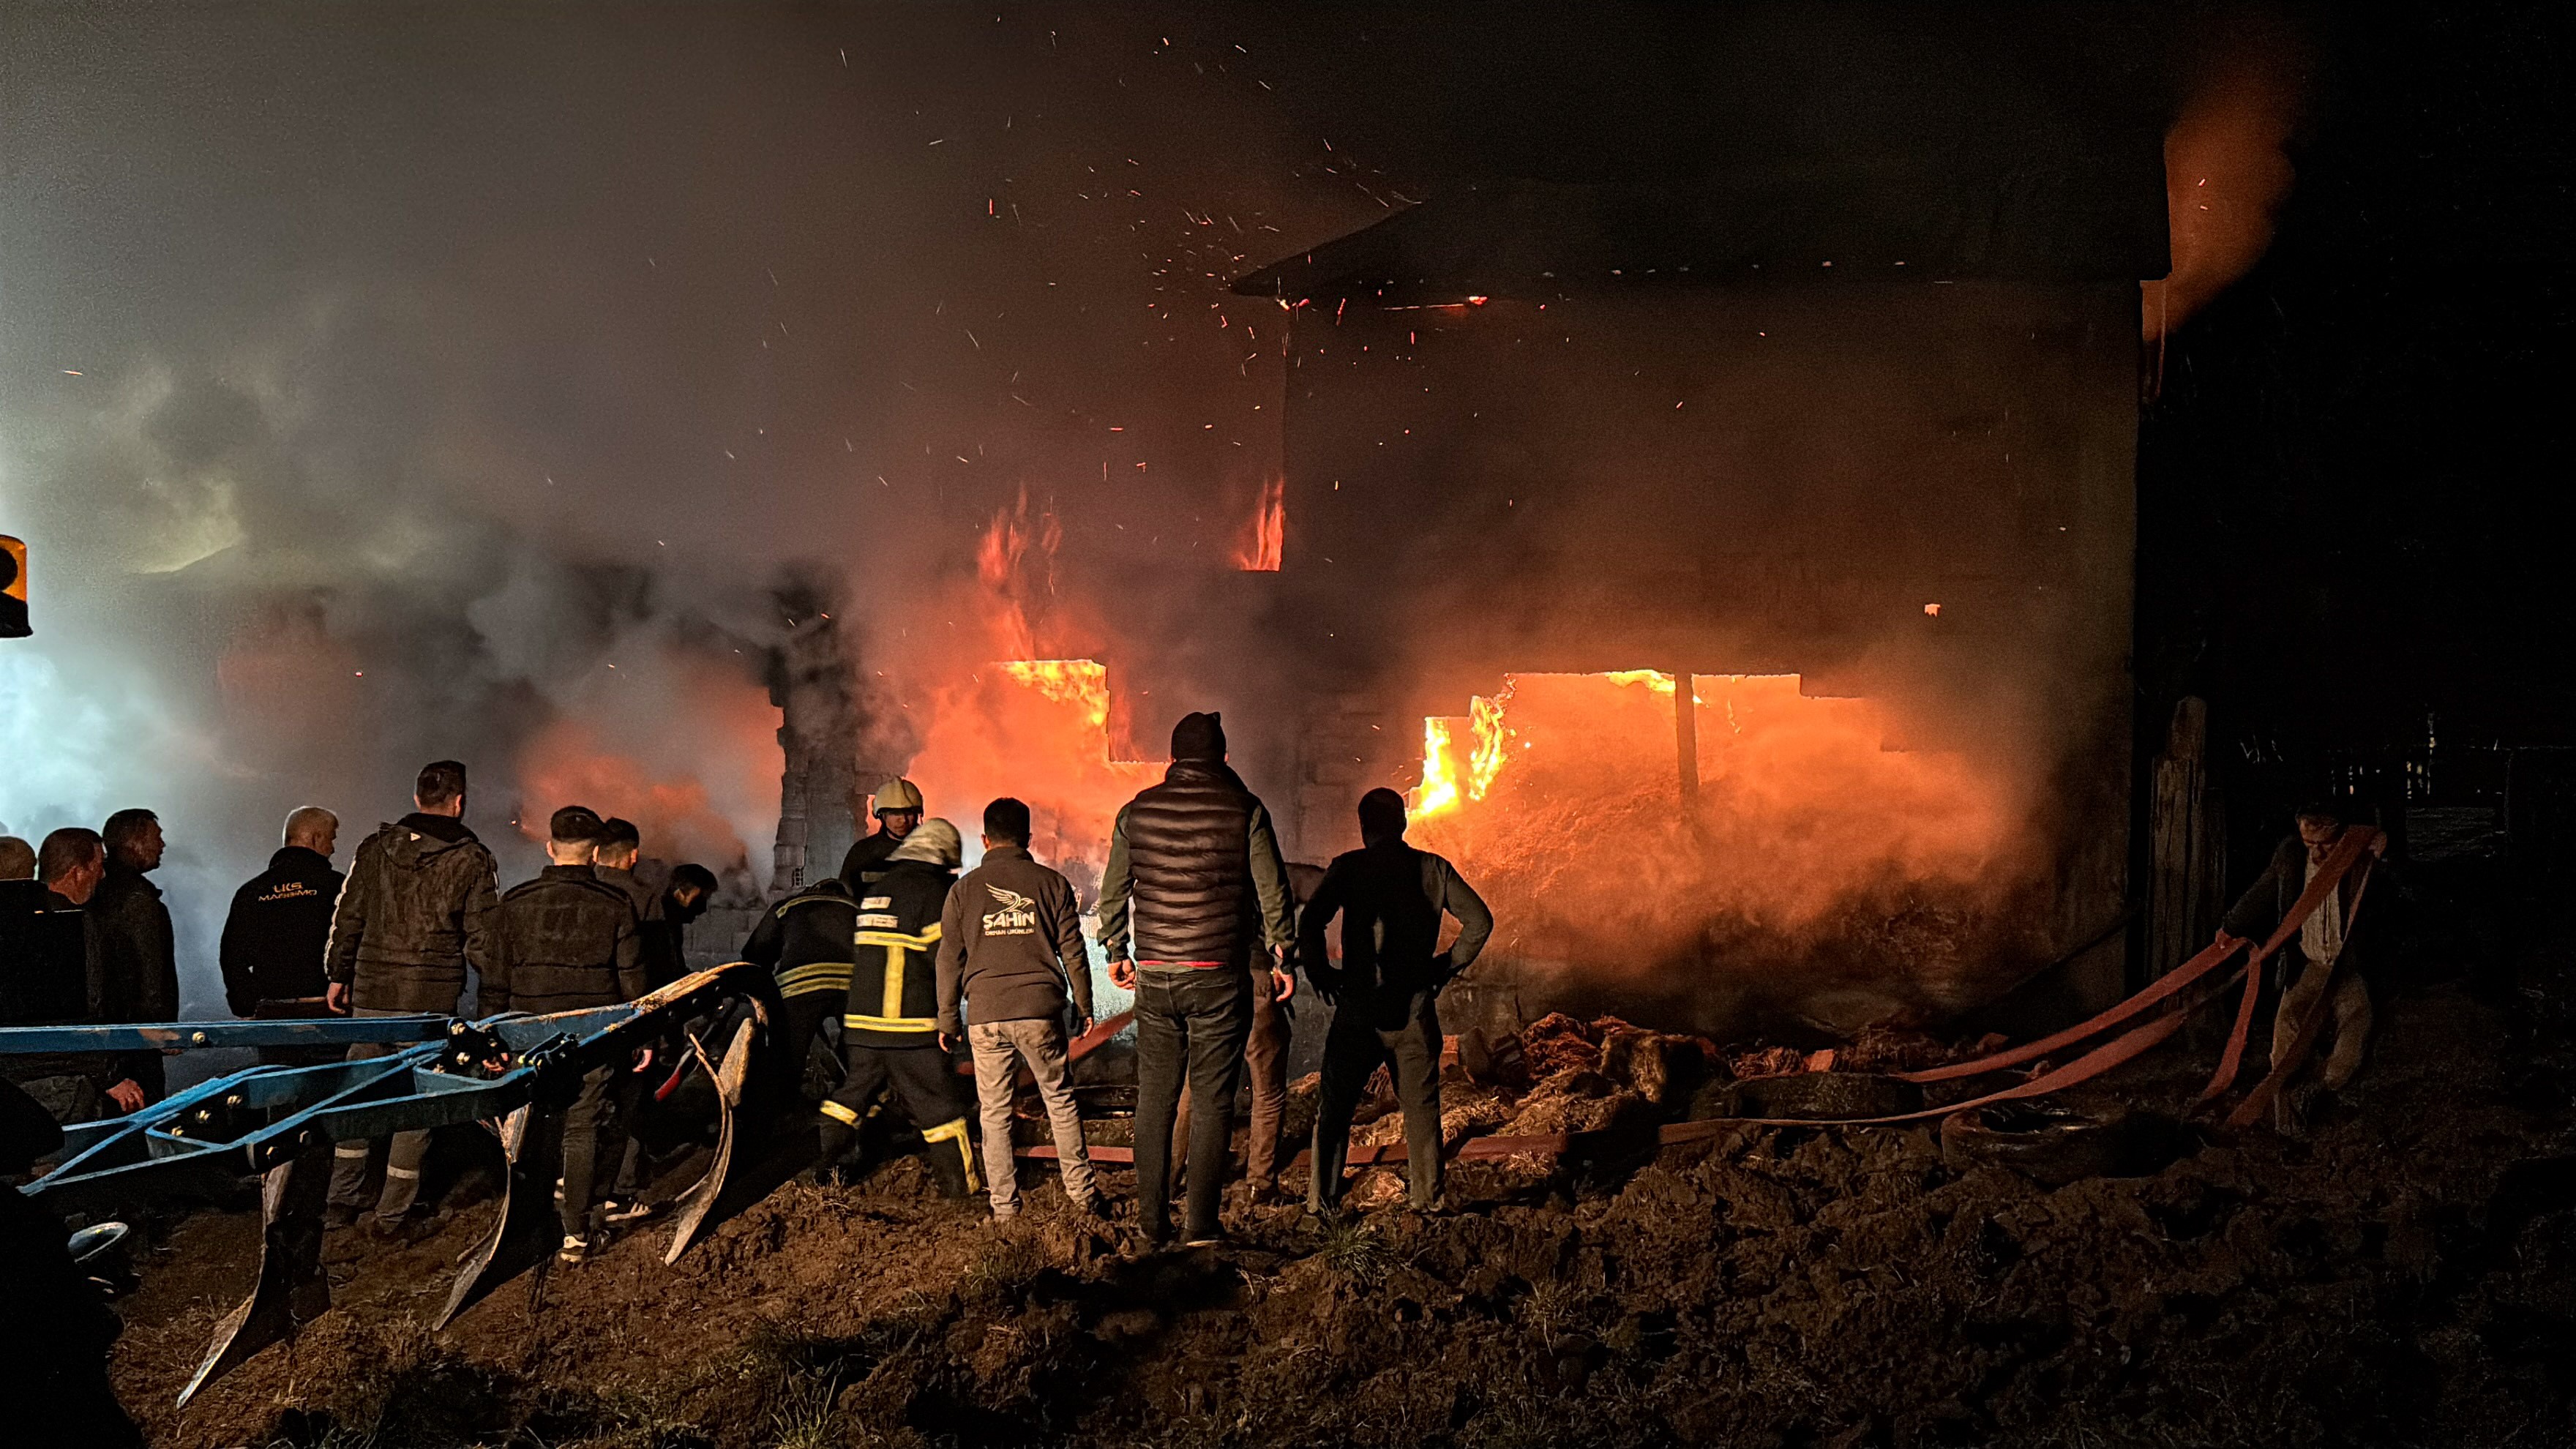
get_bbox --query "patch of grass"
[1314,1216,1395,1288]
[956,1226,1049,1304]
[768,1368,845,1449]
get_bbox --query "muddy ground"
[107,883,2576,1448]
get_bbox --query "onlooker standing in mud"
[323,760,500,1233]
[1,830,144,1123]
[1301,788,1493,1217]
[1097,711,1297,1248]
[817,818,979,1199]
[840,777,926,894]
[89,809,177,1101]
[481,806,644,1261]
[1169,860,1320,1202]
[940,796,1105,1222]
[2217,800,2391,1127]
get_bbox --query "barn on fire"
[1230,116,2171,1037]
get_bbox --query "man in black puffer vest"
[1098,711,1295,1248]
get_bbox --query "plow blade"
[664,1014,816,1262]
[438,1104,567,1328]
[179,1134,334,1408]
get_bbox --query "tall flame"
[1232,476,1285,572]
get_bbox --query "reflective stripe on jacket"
[844,858,953,1045]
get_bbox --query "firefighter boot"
[812,1106,861,1187]
[923,1117,982,1199]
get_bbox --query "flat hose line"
[1004,828,2381,1164]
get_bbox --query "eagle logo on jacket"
[982,884,1039,936]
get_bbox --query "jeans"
[559,1063,627,1237]
[1173,963,1290,1186]
[327,1008,435,1218]
[1132,966,1252,1241]
[1310,989,1444,1211]
[968,1017,1098,1216]
[2272,957,2374,1100]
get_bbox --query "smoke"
[0,6,1375,1015]
[2146,29,2310,342]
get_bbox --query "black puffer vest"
[1123,760,1259,963]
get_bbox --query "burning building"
[1229,148,2168,1035]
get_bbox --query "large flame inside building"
[1403,670,2043,1025]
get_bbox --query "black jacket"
[0,886,113,1094]
[1299,840,1494,1024]
[744,878,859,1003]
[326,813,500,1014]
[845,858,952,1046]
[937,845,1093,1033]
[87,864,175,1092]
[219,847,343,1016]
[1096,759,1293,966]
[482,865,643,1016]
[88,864,175,1024]
[839,829,904,894]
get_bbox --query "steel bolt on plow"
[0,962,819,1407]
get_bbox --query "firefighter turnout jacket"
[744,878,858,1007]
[843,857,954,1045]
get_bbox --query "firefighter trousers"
[819,1043,978,1196]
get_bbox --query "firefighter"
[741,869,860,1096]
[1302,788,1493,1217]
[839,777,925,894]
[482,806,643,1261]
[817,817,978,1199]
[323,760,500,1233]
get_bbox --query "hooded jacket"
[324,813,500,1014]
[844,855,954,1046]
[1096,759,1294,967]
[937,844,1093,1033]
[481,864,644,1016]
[219,846,344,1015]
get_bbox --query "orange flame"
[1404,672,2037,985]
[977,487,1063,658]
[1232,476,1285,572]
[904,659,1156,886]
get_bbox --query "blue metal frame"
[3,1004,683,1217]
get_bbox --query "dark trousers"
[1173,963,1291,1185]
[779,990,846,1100]
[1133,966,1253,1241]
[1309,989,1444,1211]
[820,1043,976,1194]
[560,1063,635,1236]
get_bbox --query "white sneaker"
[602,1198,654,1225]
[556,1232,588,1264]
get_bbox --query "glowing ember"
[1232,476,1286,571]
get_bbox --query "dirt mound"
[106,970,2576,1448]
